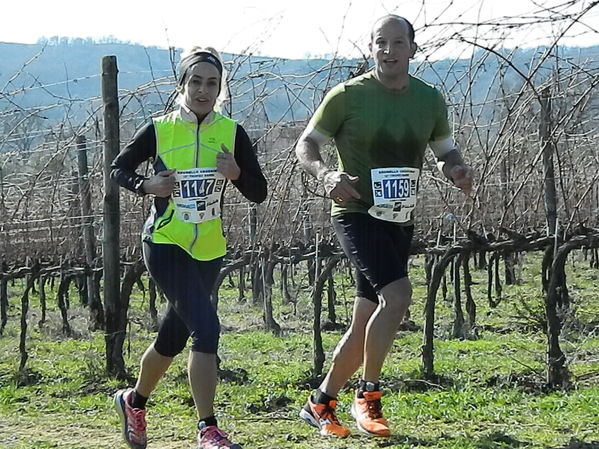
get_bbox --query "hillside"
[1,39,598,125]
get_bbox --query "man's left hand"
[450,164,473,196]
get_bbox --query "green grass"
[0,253,598,448]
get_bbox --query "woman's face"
[181,62,221,118]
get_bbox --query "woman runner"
[111,46,267,449]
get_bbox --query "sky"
[1,0,598,59]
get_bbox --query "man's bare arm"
[295,128,360,202]
[295,131,331,181]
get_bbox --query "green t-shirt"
[309,71,451,217]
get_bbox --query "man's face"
[369,19,416,79]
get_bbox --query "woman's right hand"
[142,169,177,197]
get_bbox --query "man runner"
[296,14,472,438]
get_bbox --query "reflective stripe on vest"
[150,110,237,261]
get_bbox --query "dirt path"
[0,414,195,449]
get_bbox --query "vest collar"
[178,102,215,125]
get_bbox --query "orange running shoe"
[351,391,390,437]
[299,396,351,438]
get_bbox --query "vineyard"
[1,1,599,447]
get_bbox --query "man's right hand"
[142,169,177,197]
[322,171,361,204]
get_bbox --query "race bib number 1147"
[172,168,226,223]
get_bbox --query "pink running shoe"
[197,424,242,449]
[114,388,147,449]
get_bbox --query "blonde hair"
[180,45,221,61]
[177,46,229,114]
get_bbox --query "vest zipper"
[189,121,201,253]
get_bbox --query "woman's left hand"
[216,144,241,180]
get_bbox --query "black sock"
[357,380,380,398]
[199,416,218,429]
[312,389,336,405]
[131,390,148,409]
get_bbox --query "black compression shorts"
[332,213,414,304]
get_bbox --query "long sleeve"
[231,125,267,204]
[110,123,156,193]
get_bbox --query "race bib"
[171,168,226,224]
[368,167,420,223]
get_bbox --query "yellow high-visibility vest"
[148,109,236,261]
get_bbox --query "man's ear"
[410,42,418,58]
[368,42,373,57]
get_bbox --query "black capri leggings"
[143,241,223,357]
